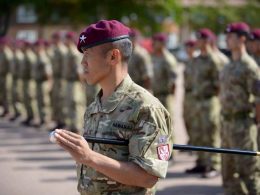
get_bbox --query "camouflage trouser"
[22,80,33,118]
[10,77,20,115]
[50,78,64,123]
[35,81,50,122]
[0,75,8,111]
[64,81,85,130]
[195,96,221,169]
[221,116,260,195]
[183,93,198,145]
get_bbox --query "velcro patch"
[157,144,170,161]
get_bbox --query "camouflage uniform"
[78,75,173,195]
[252,55,260,67]
[219,52,260,194]
[151,48,177,115]
[10,49,24,118]
[50,43,67,125]
[192,52,222,171]
[183,58,198,145]
[0,46,12,115]
[20,47,36,121]
[32,50,52,124]
[63,44,84,131]
[128,44,153,90]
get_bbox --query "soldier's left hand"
[55,129,93,164]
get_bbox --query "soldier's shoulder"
[242,54,259,71]
[127,82,166,110]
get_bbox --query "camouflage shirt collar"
[93,75,133,114]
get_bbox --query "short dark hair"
[101,39,133,63]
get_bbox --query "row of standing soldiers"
[0,31,98,132]
[183,24,260,195]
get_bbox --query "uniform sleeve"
[43,55,53,76]
[246,60,260,103]
[75,51,84,75]
[164,49,177,88]
[140,50,153,80]
[128,106,173,178]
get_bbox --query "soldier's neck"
[100,67,128,104]
[231,46,246,61]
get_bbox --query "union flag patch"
[157,144,170,161]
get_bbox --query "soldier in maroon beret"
[249,29,260,66]
[54,20,173,195]
[220,22,260,194]
[128,28,153,91]
[0,37,12,117]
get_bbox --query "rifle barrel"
[84,136,260,157]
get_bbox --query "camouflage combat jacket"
[219,52,260,116]
[128,44,153,87]
[78,75,173,195]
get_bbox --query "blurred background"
[0,0,259,195]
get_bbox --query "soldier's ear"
[108,49,120,66]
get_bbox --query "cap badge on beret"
[80,34,87,43]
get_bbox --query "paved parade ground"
[0,65,224,195]
[0,118,224,195]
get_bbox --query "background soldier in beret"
[9,40,24,121]
[249,29,260,66]
[185,29,222,178]
[128,28,153,91]
[49,32,68,129]
[151,33,177,117]
[63,31,84,133]
[0,38,12,117]
[32,39,53,127]
[19,41,36,126]
[54,19,173,195]
[220,22,260,194]
[183,40,198,146]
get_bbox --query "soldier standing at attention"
[20,41,36,126]
[220,22,260,194]
[0,37,12,117]
[183,40,198,146]
[32,39,53,127]
[249,29,260,66]
[186,29,222,178]
[63,31,84,133]
[151,33,177,116]
[53,20,173,195]
[49,32,68,129]
[9,40,24,121]
[128,28,153,91]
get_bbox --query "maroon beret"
[196,28,215,40]
[225,22,250,36]
[129,28,140,38]
[0,37,8,45]
[249,29,260,40]
[34,39,46,46]
[52,31,61,39]
[77,20,130,53]
[65,31,76,40]
[185,40,197,47]
[152,33,168,43]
